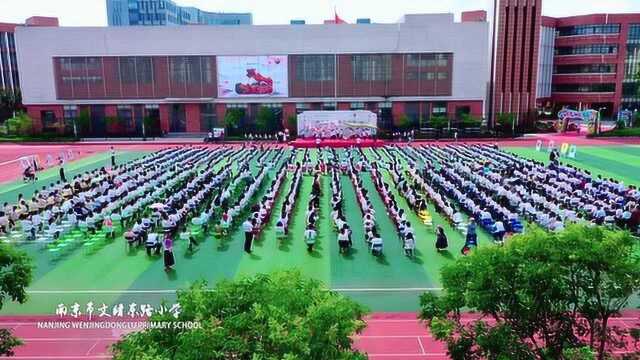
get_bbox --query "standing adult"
[163,236,175,271]
[58,156,67,183]
[435,225,448,252]
[110,146,116,168]
[242,218,254,253]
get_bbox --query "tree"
[0,243,34,356]
[223,108,243,136]
[105,116,120,136]
[496,112,516,134]
[112,270,368,359]
[430,115,448,129]
[419,225,640,360]
[0,89,22,122]
[460,113,481,129]
[286,114,298,138]
[255,106,276,134]
[3,112,33,136]
[397,114,413,130]
[76,109,91,137]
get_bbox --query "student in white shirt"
[304,225,317,252]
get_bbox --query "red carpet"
[291,138,386,148]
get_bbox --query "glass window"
[136,57,153,84]
[119,57,137,84]
[295,55,335,81]
[169,56,186,84]
[557,24,620,37]
[554,64,616,74]
[552,83,616,93]
[352,54,391,81]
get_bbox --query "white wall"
[16,13,489,105]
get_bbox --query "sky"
[0,0,638,26]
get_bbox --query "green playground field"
[1,144,639,315]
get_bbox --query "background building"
[106,0,252,26]
[489,0,543,129]
[16,13,489,136]
[0,17,58,94]
[536,13,640,118]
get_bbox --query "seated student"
[403,232,416,258]
[132,220,145,246]
[145,232,162,256]
[103,216,114,238]
[462,218,478,255]
[370,230,383,256]
[0,211,9,234]
[452,208,464,226]
[304,225,317,252]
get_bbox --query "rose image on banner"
[217,56,288,98]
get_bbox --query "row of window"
[552,83,616,93]
[555,44,617,56]
[554,64,616,74]
[557,24,620,37]
[293,54,452,82]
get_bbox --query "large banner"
[217,55,288,98]
[298,111,378,139]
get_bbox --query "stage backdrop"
[298,110,377,139]
[217,55,288,98]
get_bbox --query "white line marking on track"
[85,340,100,356]
[417,337,426,354]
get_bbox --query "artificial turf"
[1,144,639,315]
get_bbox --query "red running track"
[1,311,638,359]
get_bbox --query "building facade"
[16,13,489,136]
[490,0,543,129]
[106,0,252,26]
[537,13,640,117]
[1,17,59,94]
[0,23,20,93]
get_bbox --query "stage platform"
[290,138,386,148]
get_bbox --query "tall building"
[536,13,640,117]
[490,0,543,129]
[106,0,252,26]
[0,17,59,94]
[16,13,489,135]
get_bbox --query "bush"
[496,112,515,133]
[4,112,33,136]
[430,115,448,129]
[255,106,277,133]
[459,114,480,129]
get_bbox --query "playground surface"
[0,135,639,358]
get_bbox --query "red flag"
[334,11,346,24]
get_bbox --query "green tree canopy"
[430,115,449,129]
[420,225,640,360]
[112,270,368,359]
[223,108,243,136]
[255,106,277,133]
[0,243,33,356]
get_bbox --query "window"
[296,103,311,110]
[557,24,620,37]
[378,102,392,109]
[350,102,365,110]
[352,54,391,81]
[432,102,447,115]
[555,44,618,55]
[437,72,448,80]
[169,56,186,84]
[119,57,137,84]
[295,55,335,81]
[552,83,616,93]
[554,64,616,74]
[629,24,640,41]
[227,103,247,109]
[136,57,153,84]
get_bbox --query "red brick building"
[490,0,542,129]
[536,13,640,118]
